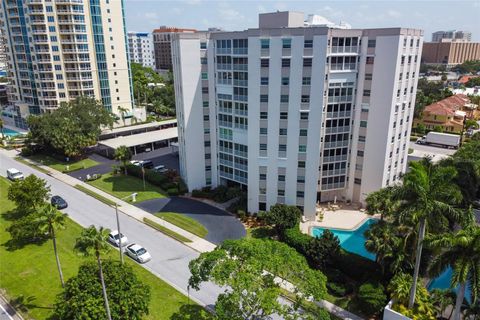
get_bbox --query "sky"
[124,0,480,41]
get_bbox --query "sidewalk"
[0,292,23,320]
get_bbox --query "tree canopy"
[8,174,50,214]
[414,78,453,118]
[27,97,116,157]
[263,204,302,234]
[54,261,151,320]
[188,238,328,319]
[453,60,480,74]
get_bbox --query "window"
[49,26,56,32]
[260,127,267,135]
[365,73,372,80]
[58,83,64,89]
[201,72,208,80]
[363,90,371,97]
[357,150,364,157]
[360,120,367,128]
[300,112,309,120]
[260,59,269,68]
[203,101,209,108]
[46,5,53,12]
[260,112,268,119]
[260,143,267,151]
[54,65,61,70]
[302,77,311,85]
[301,95,310,103]
[53,55,60,61]
[279,144,287,152]
[278,175,285,181]
[259,188,266,195]
[300,129,308,136]
[358,135,366,142]
[202,87,208,94]
[260,39,270,49]
[401,56,405,64]
[366,57,374,64]
[368,39,376,47]
[296,191,304,198]
[56,74,63,80]
[203,115,209,121]
[201,57,207,64]
[278,189,285,196]
[259,173,266,180]
[47,16,54,22]
[298,161,305,168]
[282,58,290,68]
[200,42,207,49]
[299,145,307,152]
[303,58,312,67]
[204,141,211,147]
[280,95,289,103]
[354,178,362,184]
[282,38,291,49]
[280,112,288,120]
[260,95,268,103]
[279,128,287,135]
[304,39,313,48]
[261,77,269,85]
[52,46,59,52]
[281,77,289,85]
[297,176,305,183]
[59,92,66,98]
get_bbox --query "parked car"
[6,168,24,181]
[125,244,151,263]
[140,160,154,169]
[108,230,129,247]
[51,195,68,209]
[153,165,168,173]
[130,160,141,166]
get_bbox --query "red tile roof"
[458,75,479,84]
[424,94,470,116]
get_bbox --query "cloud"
[184,0,201,5]
[387,9,402,18]
[169,7,182,15]
[218,7,245,21]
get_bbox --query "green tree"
[433,125,444,132]
[74,226,113,320]
[430,289,456,319]
[0,118,4,139]
[307,229,340,269]
[453,60,480,74]
[114,145,132,175]
[466,119,479,130]
[416,123,426,135]
[263,204,302,235]
[7,174,51,214]
[463,300,480,320]
[357,282,387,315]
[117,106,129,126]
[188,238,327,319]
[54,261,150,320]
[427,224,480,320]
[393,159,462,309]
[34,204,68,287]
[364,222,400,274]
[466,77,480,88]
[27,97,116,157]
[366,186,398,221]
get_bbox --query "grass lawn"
[27,153,99,173]
[0,177,210,320]
[155,212,208,238]
[87,172,167,202]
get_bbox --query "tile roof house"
[414,94,472,133]
[458,75,480,84]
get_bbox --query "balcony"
[323,140,350,149]
[325,126,351,135]
[322,168,347,177]
[326,111,352,119]
[322,154,348,163]
[330,46,359,54]
[29,9,45,14]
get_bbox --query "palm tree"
[393,158,463,309]
[75,225,112,320]
[427,225,480,320]
[430,289,456,319]
[35,204,68,287]
[365,186,398,221]
[114,145,132,175]
[364,222,397,274]
[463,300,480,320]
[0,118,4,139]
[117,106,129,126]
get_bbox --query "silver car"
[108,230,129,247]
[125,244,151,263]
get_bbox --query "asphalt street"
[0,153,220,310]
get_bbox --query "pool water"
[2,128,21,137]
[312,218,377,261]
[428,267,472,303]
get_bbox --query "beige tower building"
[0,0,141,128]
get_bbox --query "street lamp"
[115,192,138,264]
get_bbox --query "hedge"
[191,185,242,203]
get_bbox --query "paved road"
[137,197,246,244]
[409,141,456,156]
[0,153,220,310]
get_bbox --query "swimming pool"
[2,127,22,137]
[312,218,377,261]
[428,267,472,303]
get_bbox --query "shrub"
[264,204,301,234]
[334,250,381,283]
[281,225,312,256]
[315,308,331,320]
[327,282,348,297]
[357,282,387,315]
[307,230,340,269]
[167,188,179,196]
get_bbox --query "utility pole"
[115,203,124,264]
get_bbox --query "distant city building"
[0,0,141,129]
[0,29,7,77]
[172,11,423,219]
[432,30,472,43]
[152,26,196,72]
[422,42,480,67]
[127,32,155,68]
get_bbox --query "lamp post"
[115,192,138,265]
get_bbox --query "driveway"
[136,197,246,244]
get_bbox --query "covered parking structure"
[97,126,178,157]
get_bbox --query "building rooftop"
[101,119,177,135]
[99,126,178,149]
[423,94,470,116]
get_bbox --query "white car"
[6,168,24,181]
[153,165,168,173]
[108,230,129,247]
[125,244,151,263]
[130,160,141,166]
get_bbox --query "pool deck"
[300,202,378,235]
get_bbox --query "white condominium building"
[172,11,423,219]
[127,32,155,68]
[0,0,138,128]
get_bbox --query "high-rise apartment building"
[0,29,7,77]
[172,11,423,219]
[0,0,139,128]
[153,26,196,72]
[432,30,472,43]
[127,32,155,68]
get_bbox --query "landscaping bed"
[155,212,208,238]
